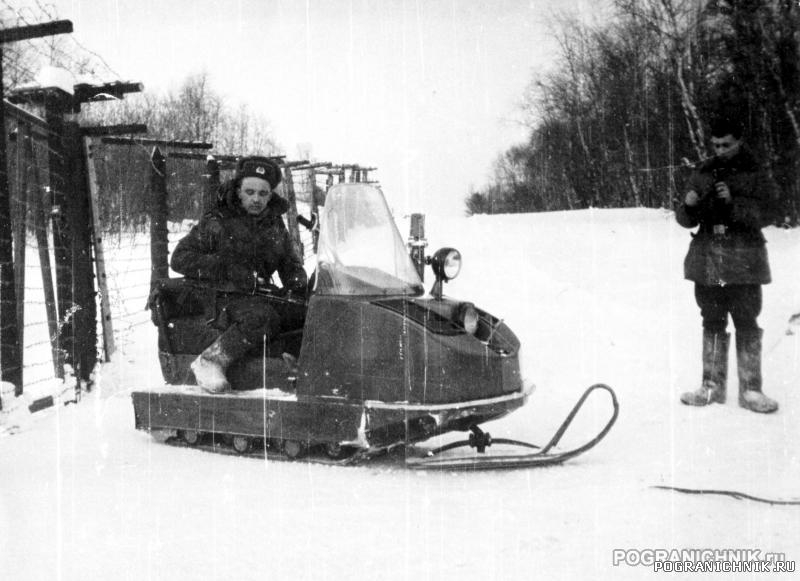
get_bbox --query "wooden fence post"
[45,97,74,382]
[26,132,62,378]
[12,122,28,387]
[83,136,115,361]
[0,54,23,397]
[150,147,169,290]
[204,155,220,213]
[309,169,322,252]
[63,122,97,385]
[281,166,303,259]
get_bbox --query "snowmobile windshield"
[315,184,424,296]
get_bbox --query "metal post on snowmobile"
[408,213,428,281]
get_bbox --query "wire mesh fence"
[2,96,368,402]
[0,2,371,411]
[2,110,64,394]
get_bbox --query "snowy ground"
[2,207,799,580]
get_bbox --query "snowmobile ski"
[405,383,619,470]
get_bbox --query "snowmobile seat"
[148,278,217,355]
[148,278,305,385]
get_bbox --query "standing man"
[676,117,779,413]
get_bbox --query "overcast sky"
[47,0,610,215]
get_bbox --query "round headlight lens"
[443,250,461,280]
[459,303,479,335]
[430,247,462,281]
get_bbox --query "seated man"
[170,156,308,393]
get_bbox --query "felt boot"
[191,325,252,393]
[680,330,729,406]
[736,329,778,414]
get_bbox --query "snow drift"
[1,207,798,581]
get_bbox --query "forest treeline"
[465,0,800,225]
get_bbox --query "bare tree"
[468,0,799,222]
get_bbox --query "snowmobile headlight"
[457,303,479,335]
[431,247,462,281]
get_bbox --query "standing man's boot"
[681,330,729,406]
[736,329,778,413]
[191,325,253,393]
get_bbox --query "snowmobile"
[132,183,618,469]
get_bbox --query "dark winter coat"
[170,182,307,294]
[675,146,776,286]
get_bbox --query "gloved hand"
[714,181,731,204]
[286,288,306,300]
[284,273,308,298]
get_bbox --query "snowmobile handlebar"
[189,280,308,306]
[253,284,308,306]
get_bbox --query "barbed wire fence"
[1,3,379,415]
[1,0,122,86]
[4,109,61,393]
[1,104,377,406]
[1,3,140,411]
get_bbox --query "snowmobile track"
[162,435,377,466]
[153,383,618,471]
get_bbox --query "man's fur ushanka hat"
[235,156,282,189]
